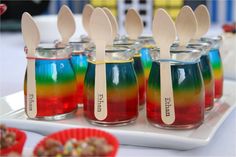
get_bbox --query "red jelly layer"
[25,95,77,117]
[75,83,83,104]
[215,78,223,99]
[84,98,138,122]
[139,80,146,106]
[147,101,204,126]
[205,90,214,109]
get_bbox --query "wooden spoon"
[175,6,197,46]
[89,8,113,120]
[21,12,40,118]
[193,4,210,39]
[152,8,176,125]
[125,8,143,40]
[82,4,94,37]
[103,7,118,44]
[57,5,76,45]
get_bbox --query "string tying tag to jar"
[133,53,141,57]
[145,44,155,49]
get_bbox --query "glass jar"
[24,43,77,120]
[186,43,215,111]
[83,46,139,126]
[201,36,224,100]
[138,36,155,82]
[70,41,91,106]
[152,43,214,111]
[147,48,204,129]
[114,38,146,109]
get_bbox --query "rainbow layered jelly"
[114,39,146,108]
[70,41,90,105]
[133,53,146,108]
[208,48,223,99]
[140,48,152,82]
[71,53,88,104]
[201,37,224,99]
[83,47,139,125]
[147,50,205,129]
[138,37,155,82]
[187,43,215,110]
[199,54,215,110]
[24,44,77,119]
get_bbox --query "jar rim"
[25,43,72,59]
[70,41,90,44]
[201,36,222,42]
[150,46,201,64]
[138,36,153,40]
[36,43,71,50]
[151,46,201,53]
[187,42,211,54]
[87,45,135,62]
[200,37,222,49]
[87,58,134,64]
[86,45,132,53]
[114,40,137,45]
[138,36,156,48]
[69,41,91,54]
[154,58,200,65]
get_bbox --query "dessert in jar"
[201,36,224,100]
[138,36,155,82]
[70,40,91,106]
[187,42,215,110]
[114,38,146,109]
[83,45,139,126]
[24,43,77,120]
[147,48,205,129]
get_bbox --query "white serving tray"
[1,80,236,150]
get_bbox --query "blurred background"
[0,0,236,97]
[1,0,235,33]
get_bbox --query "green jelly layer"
[148,61,203,91]
[133,56,145,77]
[84,62,137,89]
[199,55,214,81]
[33,59,76,85]
[71,54,88,74]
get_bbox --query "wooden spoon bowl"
[175,5,197,46]
[125,8,143,40]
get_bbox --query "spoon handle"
[94,43,108,120]
[26,57,37,118]
[160,49,175,125]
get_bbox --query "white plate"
[0,80,236,150]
